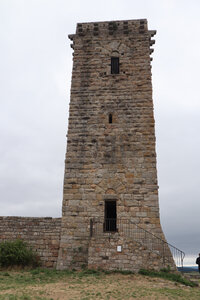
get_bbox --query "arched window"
[109,114,112,124]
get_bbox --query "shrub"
[0,240,40,268]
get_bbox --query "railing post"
[162,243,165,264]
[181,252,184,270]
[90,218,93,237]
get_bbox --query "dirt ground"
[1,272,200,300]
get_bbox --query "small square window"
[111,57,119,74]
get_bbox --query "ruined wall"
[0,217,61,268]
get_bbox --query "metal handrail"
[132,221,185,268]
[90,218,185,268]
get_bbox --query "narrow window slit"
[109,114,112,124]
[111,57,119,74]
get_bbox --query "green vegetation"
[139,268,198,287]
[102,269,134,275]
[0,268,199,299]
[0,240,40,268]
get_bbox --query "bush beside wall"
[0,217,61,268]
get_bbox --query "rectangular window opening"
[111,57,119,74]
[104,200,117,232]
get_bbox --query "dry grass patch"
[0,269,199,299]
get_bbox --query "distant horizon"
[181,255,198,267]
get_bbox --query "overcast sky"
[0,0,200,265]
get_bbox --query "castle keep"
[0,19,183,271]
[56,19,176,271]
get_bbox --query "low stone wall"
[0,216,176,271]
[88,235,176,272]
[0,217,61,268]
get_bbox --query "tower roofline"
[76,18,148,25]
[74,19,151,36]
[68,19,156,61]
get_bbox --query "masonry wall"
[57,19,175,270]
[88,235,176,272]
[0,217,61,268]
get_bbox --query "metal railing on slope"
[90,218,185,268]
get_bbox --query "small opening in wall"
[104,200,117,232]
[109,114,112,124]
[111,57,119,74]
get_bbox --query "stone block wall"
[88,235,176,272]
[57,19,175,270]
[0,217,61,268]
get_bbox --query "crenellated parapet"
[69,19,156,61]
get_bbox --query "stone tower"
[57,19,176,271]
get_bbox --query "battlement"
[74,19,155,35]
[68,19,156,60]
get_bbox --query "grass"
[138,268,198,287]
[0,268,102,292]
[0,268,199,299]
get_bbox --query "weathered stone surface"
[0,217,61,268]
[57,19,175,271]
[88,236,174,272]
